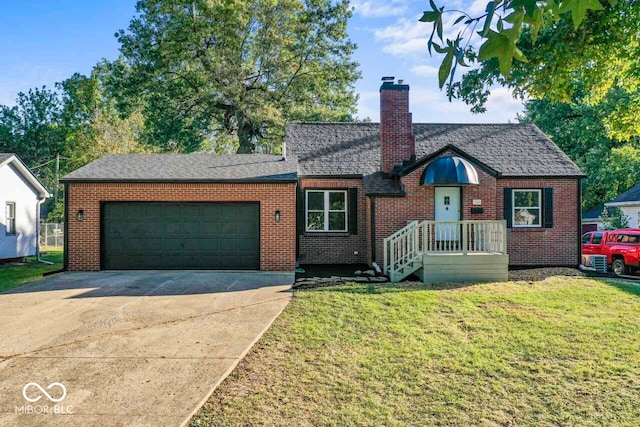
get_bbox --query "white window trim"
[512,189,542,228]
[305,190,348,232]
[6,202,16,235]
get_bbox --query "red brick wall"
[66,182,297,272]
[380,85,415,172]
[497,179,579,266]
[298,178,368,264]
[373,162,580,267]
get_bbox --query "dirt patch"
[508,267,589,282]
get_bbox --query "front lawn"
[0,250,63,293]
[192,277,640,426]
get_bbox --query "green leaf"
[511,0,539,17]
[478,29,528,75]
[419,11,440,22]
[481,1,496,36]
[453,15,466,25]
[524,7,544,43]
[438,48,454,88]
[558,0,605,29]
[432,42,447,54]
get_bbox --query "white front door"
[434,187,461,244]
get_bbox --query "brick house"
[62,78,584,282]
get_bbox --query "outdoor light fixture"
[77,209,85,221]
[275,210,281,222]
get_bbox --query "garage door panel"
[202,239,219,251]
[103,202,259,270]
[126,238,147,252]
[183,238,203,251]
[164,221,183,235]
[183,222,201,235]
[161,238,183,251]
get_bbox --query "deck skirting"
[417,253,509,283]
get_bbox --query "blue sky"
[0,0,523,123]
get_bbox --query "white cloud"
[374,17,430,58]
[355,85,525,123]
[410,65,438,78]
[352,0,409,18]
[483,86,525,121]
[356,91,379,121]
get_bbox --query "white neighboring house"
[605,183,640,228]
[0,154,50,260]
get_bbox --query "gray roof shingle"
[61,154,297,182]
[582,205,605,220]
[608,183,640,204]
[362,172,404,196]
[285,122,584,178]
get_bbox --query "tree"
[0,87,64,167]
[599,206,630,230]
[114,0,360,154]
[58,71,156,169]
[519,86,640,209]
[419,0,640,141]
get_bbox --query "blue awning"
[421,156,479,185]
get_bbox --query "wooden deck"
[384,220,509,283]
[416,253,509,283]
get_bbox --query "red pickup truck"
[582,229,640,275]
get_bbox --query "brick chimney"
[380,77,415,173]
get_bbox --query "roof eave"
[497,174,587,179]
[60,177,298,184]
[605,200,640,207]
[399,144,499,178]
[2,155,50,198]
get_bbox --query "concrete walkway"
[0,270,293,427]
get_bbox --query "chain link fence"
[40,222,64,249]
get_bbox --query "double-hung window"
[6,202,15,235]
[512,189,541,228]
[306,190,347,232]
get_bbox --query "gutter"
[369,195,376,263]
[59,178,299,184]
[604,201,640,207]
[577,179,583,266]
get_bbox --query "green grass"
[192,277,640,426]
[0,249,63,293]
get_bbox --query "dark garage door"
[102,202,260,270]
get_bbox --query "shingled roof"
[61,154,297,182]
[286,122,584,181]
[607,183,640,205]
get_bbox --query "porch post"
[462,220,468,255]
[501,219,508,254]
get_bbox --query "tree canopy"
[420,0,639,141]
[519,84,640,209]
[115,0,360,153]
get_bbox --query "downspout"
[36,196,53,265]
[370,195,382,273]
[63,183,69,271]
[577,178,583,266]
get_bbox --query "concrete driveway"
[0,270,293,427]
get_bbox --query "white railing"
[383,220,507,282]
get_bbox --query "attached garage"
[102,202,260,270]
[62,154,297,272]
